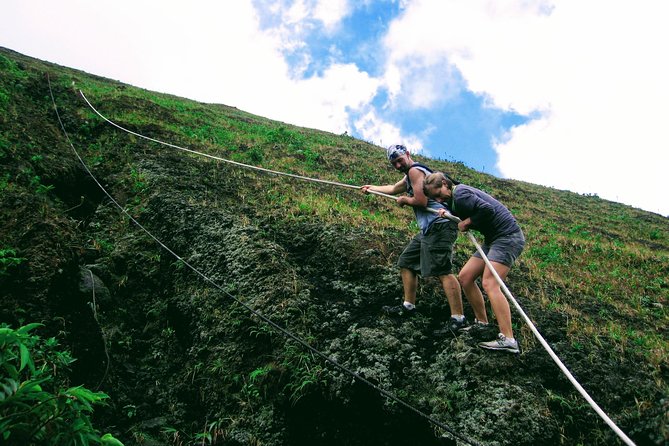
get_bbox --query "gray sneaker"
[478,333,519,354]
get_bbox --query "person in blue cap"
[361,144,468,333]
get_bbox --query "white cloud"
[3,0,666,214]
[384,0,669,215]
[384,0,554,112]
[285,0,310,23]
[0,0,380,145]
[385,58,462,109]
[314,0,351,31]
[267,63,381,134]
[355,110,424,152]
[257,0,350,50]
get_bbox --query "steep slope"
[1,47,667,445]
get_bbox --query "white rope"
[481,237,634,445]
[79,91,363,191]
[80,91,635,445]
[425,211,635,446]
[87,268,110,390]
[62,86,481,445]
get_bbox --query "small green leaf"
[101,433,125,446]
[19,379,45,392]
[0,328,17,345]
[17,322,43,334]
[19,343,31,372]
[0,387,7,401]
[2,363,19,379]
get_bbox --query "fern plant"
[0,323,123,445]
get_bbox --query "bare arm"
[361,177,407,195]
[396,168,428,208]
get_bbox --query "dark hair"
[423,172,453,196]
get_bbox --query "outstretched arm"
[361,177,407,196]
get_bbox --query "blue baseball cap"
[386,144,408,161]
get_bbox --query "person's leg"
[401,267,418,305]
[420,222,462,315]
[479,230,524,337]
[458,256,488,323]
[395,233,422,309]
[439,274,463,315]
[482,262,512,337]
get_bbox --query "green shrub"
[0,323,123,445]
[0,248,24,276]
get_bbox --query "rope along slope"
[79,88,636,446]
[48,80,483,445]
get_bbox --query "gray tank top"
[405,164,446,234]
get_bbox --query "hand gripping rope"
[77,87,635,446]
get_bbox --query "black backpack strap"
[408,163,459,185]
[408,162,433,174]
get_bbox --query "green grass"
[68,72,668,368]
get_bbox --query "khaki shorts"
[397,221,458,277]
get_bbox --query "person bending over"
[423,172,525,353]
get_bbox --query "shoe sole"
[478,344,519,354]
[459,324,489,332]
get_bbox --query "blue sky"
[251,0,530,175]
[1,0,667,215]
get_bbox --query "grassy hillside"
[1,46,667,445]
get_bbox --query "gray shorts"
[397,221,458,277]
[473,229,525,267]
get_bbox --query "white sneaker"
[478,333,519,354]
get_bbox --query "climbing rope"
[433,213,636,446]
[87,268,110,390]
[48,78,483,446]
[78,88,636,446]
[80,92,362,190]
[352,200,637,446]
